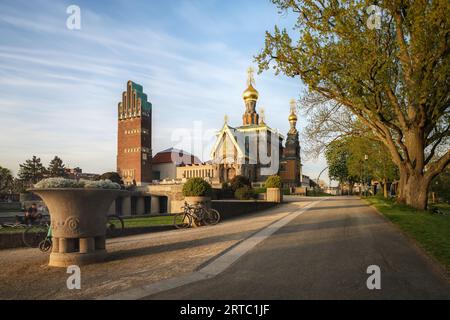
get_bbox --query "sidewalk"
[0,199,312,299]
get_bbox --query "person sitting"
[24,203,42,225]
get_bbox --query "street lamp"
[364,154,369,196]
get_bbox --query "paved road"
[145,197,450,300]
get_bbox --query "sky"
[0,0,329,183]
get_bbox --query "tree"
[18,156,47,185]
[346,136,398,197]
[96,172,124,185]
[47,156,67,178]
[430,167,450,203]
[256,0,450,209]
[325,140,355,194]
[0,166,14,193]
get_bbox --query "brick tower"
[280,99,302,187]
[117,81,152,185]
[242,67,260,126]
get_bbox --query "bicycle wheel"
[39,238,52,252]
[204,208,220,225]
[22,224,48,248]
[106,215,124,238]
[173,212,192,229]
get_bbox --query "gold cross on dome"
[224,114,228,124]
[290,99,297,114]
[247,66,255,87]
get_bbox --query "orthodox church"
[177,68,303,187]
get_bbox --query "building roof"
[152,148,201,165]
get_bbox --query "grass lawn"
[122,215,174,228]
[0,215,175,234]
[364,196,450,273]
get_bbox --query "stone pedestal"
[266,188,282,203]
[29,188,125,268]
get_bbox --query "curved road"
[144,196,450,300]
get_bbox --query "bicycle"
[106,214,125,238]
[173,202,220,229]
[22,222,50,249]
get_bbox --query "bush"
[254,187,267,194]
[265,175,282,189]
[234,186,256,200]
[96,172,123,185]
[230,175,251,192]
[182,178,212,197]
[34,177,83,189]
[34,178,121,190]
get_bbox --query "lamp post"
[364,154,369,197]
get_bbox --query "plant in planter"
[30,177,125,267]
[182,177,212,198]
[265,175,283,203]
[234,186,257,200]
[230,175,251,192]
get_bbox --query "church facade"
[177,68,303,187]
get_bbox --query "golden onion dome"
[243,84,259,101]
[289,112,297,122]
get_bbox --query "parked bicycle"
[106,214,125,238]
[22,214,125,251]
[173,202,220,229]
[22,221,50,249]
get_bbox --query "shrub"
[182,178,212,197]
[82,179,121,189]
[96,172,123,185]
[230,175,251,192]
[235,186,256,200]
[34,178,120,190]
[34,177,83,189]
[265,175,282,189]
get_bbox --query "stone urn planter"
[266,188,282,203]
[184,196,211,208]
[29,188,126,267]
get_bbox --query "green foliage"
[0,166,14,193]
[265,175,282,188]
[325,134,399,195]
[182,178,212,197]
[257,0,450,209]
[325,140,351,184]
[230,175,251,192]
[254,187,267,194]
[18,156,47,184]
[234,186,256,200]
[47,156,67,178]
[97,172,124,185]
[430,167,450,203]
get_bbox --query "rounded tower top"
[289,98,298,122]
[243,67,259,101]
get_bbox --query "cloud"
[0,0,326,180]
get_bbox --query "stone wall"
[211,200,278,221]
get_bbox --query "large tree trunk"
[382,179,388,198]
[402,172,430,210]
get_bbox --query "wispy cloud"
[0,0,325,180]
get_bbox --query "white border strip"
[101,199,324,300]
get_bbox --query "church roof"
[152,148,201,165]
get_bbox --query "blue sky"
[0,0,328,182]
